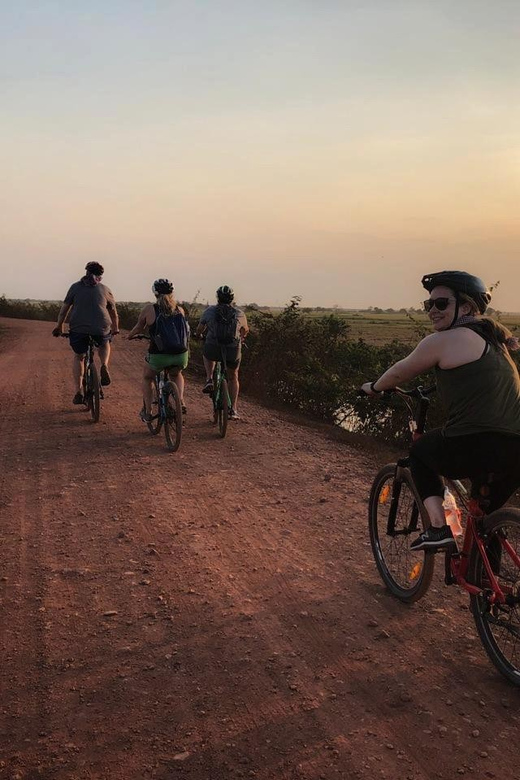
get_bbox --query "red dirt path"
[0,318,518,780]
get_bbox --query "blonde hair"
[155,292,177,316]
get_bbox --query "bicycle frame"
[391,386,520,606]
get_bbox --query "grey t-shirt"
[64,281,116,336]
[199,304,248,346]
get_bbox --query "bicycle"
[134,335,183,452]
[62,333,103,422]
[367,385,520,686]
[210,346,232,438]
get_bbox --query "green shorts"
[146,351,189,371]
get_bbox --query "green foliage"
[239,297,437,445]
[0,295,61,321]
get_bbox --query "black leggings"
[409,429,520,513]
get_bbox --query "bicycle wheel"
[368,463,435,603]
[163,381,182,452]
[469,508,520,686]
[217,377,229,438]
[86,364,100,422]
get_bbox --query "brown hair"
[458,293,516,351]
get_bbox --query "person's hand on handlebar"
[360,381,384,397]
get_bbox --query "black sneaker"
[410,524,456,551]
[100,364,111,386]
[73,391,84,405]
[139,408,153,423]
[202,380,213,394]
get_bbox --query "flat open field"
[308,312,520,346]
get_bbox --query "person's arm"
[239,312,249,341]
[106,290,119,334]
[52,300,72,336]
[195,310,208,338]
[362,333,442,395]
[127,306,150,339]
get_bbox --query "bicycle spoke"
[369,464,434,602]
[470,510,520,685]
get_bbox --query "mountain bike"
[134,335,183,452]
[367,385,520,686]
[62,333,103,422]
[210,347,232,438]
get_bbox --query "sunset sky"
[2,1,519,310]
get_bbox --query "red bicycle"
[368,386,520,686]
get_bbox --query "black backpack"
[214,304,238,345]
[153,309,190,354]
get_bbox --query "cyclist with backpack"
[195,285,249,420]
[127,279,190,422]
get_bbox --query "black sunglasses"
[423,297,455,312]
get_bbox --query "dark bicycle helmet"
[152,278,174,296]
[216,284,234,304]
[85,261,104,277]
[422,271,491,314]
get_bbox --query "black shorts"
[203,342,241,369]
[69,332,111,355]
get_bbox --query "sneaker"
[100,364,111,386]
[182,405,187,415]
[229,408,241,420]
[139,408,153,423]
[73,391,84,405]
[202,380,213,394]
[410,524,456,552]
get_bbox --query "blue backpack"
[153,308,190,354]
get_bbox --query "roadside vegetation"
[2,294,518,448]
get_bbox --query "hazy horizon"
[2,1,519,311]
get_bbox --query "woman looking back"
[362,270,520,550]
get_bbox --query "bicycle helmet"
[216,285,234,304]
[422,271,491,314]
[152,278,174,296]
[85,261,104,277]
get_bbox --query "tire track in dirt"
[1,318,519,780]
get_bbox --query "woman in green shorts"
[127,279,189,421]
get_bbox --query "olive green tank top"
[435,344,520,437]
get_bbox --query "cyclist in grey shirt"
[53,262,119,404]
[196,285,248,420]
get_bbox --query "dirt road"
[0,318,518,780]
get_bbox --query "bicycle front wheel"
[469,508,520,687]
[163,381,182,452]
[86,364,100,423]
[368,463,435,603]
[217,377,229,438]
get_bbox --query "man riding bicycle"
[52,262,119,404]
[195,285,249,420]
[362,270,520,551]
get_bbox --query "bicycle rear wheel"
[86,364,100,422]
[217,377,229,438]
[368,463,435,603]
[469,508,520,687]
[144,381,162,435]
[163,381,182,452]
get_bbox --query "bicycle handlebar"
[358,384,436,399]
